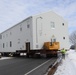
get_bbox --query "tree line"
[69,30,76,49]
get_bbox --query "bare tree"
[69,30,76,46]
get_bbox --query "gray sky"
[0,0,76,34]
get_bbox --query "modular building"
[0,11,69,56]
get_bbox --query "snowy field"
[54,49,76,75]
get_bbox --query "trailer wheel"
[9,53,13,57]
[46,54,51,58]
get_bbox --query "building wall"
[32,11,69,49]
[0,17,33,52]
[0,11,69,52]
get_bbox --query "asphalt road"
[0,57,57,75]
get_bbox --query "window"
[36,45,38,48]
[6,42,8,47]
[51,22,55,29]
[18,39,20,44]
[22,45,24,48]
[3,43,4,48]
[27,24,30,28]
[62,23,64,26]
[20,27,22,31]
[63,37,65,39]
[20,25,22,31]
[6,34,8,37]
[27,20,30,28]
[10,32,12,35]
[10,41,12,47]
[3,35,5,38]
[0,34,2,39]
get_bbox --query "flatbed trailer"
[16,49,59,57]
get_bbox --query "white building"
[0,11,69,53]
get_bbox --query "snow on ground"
[54,50,76,75]
[0,57,14,60]
[0,50,76,75]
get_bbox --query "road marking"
[24,59,51,75]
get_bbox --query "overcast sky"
[0,0,76,34]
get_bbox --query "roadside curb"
[45,57,62,75]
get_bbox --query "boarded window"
[51,22,55,29]
[6,42,8,47]
[10,32,12,35]
[10,41,12,47]
[27,24,30,28]
[0,34,2,39]
[6,34,8,37]
[27,20,30,28]
[20,27,22,31]
[18,39,20,44]
[3,35,5,38]
[20,25,22,31]
[36,45,38,48]
[3,43,4,48]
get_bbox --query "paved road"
[0,57,57,75]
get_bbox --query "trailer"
[0,11,69,57]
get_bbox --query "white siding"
[32,11,69,49]
[0,11,69,52]
[0,17,33,52]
